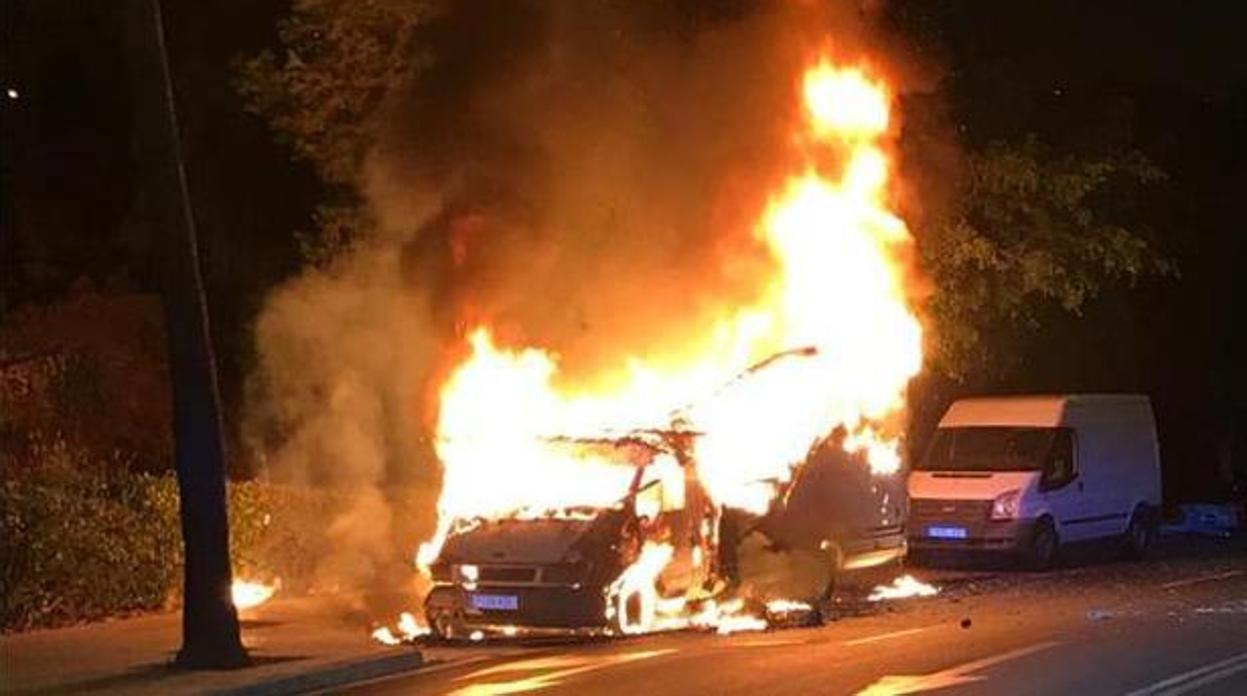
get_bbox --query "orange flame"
[868,574,940,602]
[231,579,277,610]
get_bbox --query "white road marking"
[731,638,809,648]
[446,649,675,696]
[1160,569,1245,590]
[456,655,597,680]
[855,641,1060,696]
[842,626,933,647]
[1125,651,1247,696]
[406,655,492,676]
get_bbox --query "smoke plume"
[243,0,913,609]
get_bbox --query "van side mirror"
[1040,462,1075,492]
[1041,453,1077,491]
[1040,429,1077,492]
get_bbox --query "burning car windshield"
[917,426,1057,472]
[522,456,641,514]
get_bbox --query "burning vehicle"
[422,380,907,638]
[406,54,926,639]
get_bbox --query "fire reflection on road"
[855,641,1060,696]
[447,650,675,696]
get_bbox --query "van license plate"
[470,593,518,611]
[927,525,967,539]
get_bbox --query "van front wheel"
[1025,518,1059,571]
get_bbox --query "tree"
[235,0,426,265]
[126,0,246,667]
[916,137,1175,378]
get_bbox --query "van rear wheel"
[1121,507,1154,560]
[1025,518,1059,571]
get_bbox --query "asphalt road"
[339,538,1247,696]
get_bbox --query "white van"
[908,394,1161,568]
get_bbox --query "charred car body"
[423,429,906,637]
[424,433,720,636]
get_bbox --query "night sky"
[3,1,1244,502]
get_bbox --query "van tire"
[1025,518,1060,571]
[1121,507,1154,561]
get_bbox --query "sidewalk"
[1,597,427,695]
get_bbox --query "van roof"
[939,394,1150,428]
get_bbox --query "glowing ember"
[230,579,277,610]
[765,599,814,615]
[421,51,923,631]
[868,575,939,602]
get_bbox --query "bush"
[0,443,181,630]
[1,438,435,631]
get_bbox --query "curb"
[211,650,425,696]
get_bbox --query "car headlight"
[454,564,479,584]
[990,489,1022,521]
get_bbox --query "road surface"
[341,538,1247,695]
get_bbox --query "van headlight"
[990,489,1022,520]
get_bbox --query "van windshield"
[918,426,1058,472]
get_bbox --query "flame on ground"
[231,579,277,610]
[372,611,431,646]
[868,575,939,602]
[420,51,923,633]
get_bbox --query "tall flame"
[420,54,921,571]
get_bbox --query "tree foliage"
[919,138,1175,377]
[236,0,425,267]
[236,0,426,187]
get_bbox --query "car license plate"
[927,525,967,539]
[470,593,518,611]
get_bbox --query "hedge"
[1,466,181,630]
[1,450,435,631]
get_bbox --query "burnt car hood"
[440,516,604,566]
